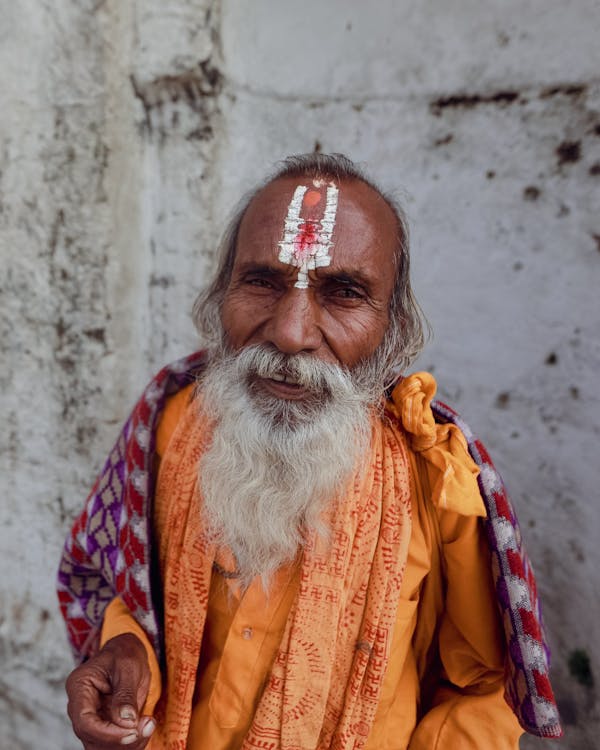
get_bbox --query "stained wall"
[0,2,598,747]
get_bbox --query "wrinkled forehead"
[241,176,336,227]
[233,175,398,300]
[238,175,398,246]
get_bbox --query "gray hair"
[192,153,427,382]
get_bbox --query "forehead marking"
[277,183,339,289]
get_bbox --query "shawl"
[56,351,562,739]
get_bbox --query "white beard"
[197,345,376,587]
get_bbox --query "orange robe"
[102,373,522,749]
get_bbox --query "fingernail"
[120,705,136,721]
[120,733,138,746]
[141,719,156,738]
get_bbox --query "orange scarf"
[152,399,413,750]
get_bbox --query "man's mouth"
[260,374,306,399]
[268,372,301,386]
[248,370,316,401]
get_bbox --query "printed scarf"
[149,392,411,749]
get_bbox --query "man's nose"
[263,288,323,355]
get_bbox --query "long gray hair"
[193,153,427,385]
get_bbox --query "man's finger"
[66,633,153,747]
[103,638,151,727]
[70,703,155,749]
[76,709,144,747]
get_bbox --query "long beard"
[197,344,380,587]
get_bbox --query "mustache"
[224,344,354,396]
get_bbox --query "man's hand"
[66,633,156,749]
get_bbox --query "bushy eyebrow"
[236,262,288,280]
[320,271,373,292]
[236,262,375,293]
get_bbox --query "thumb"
[107,654,150,729]
[109,689,140,730]
[113,699,139,728]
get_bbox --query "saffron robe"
[57,352,562,744]
[101,379,523,748]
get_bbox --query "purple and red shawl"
[57,351,562,739]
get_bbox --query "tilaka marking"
[278,183,339,289]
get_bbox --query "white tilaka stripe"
[278,183,339,289]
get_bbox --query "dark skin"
[65,175,399,748]
[222,176,398,398]
[65,634,155,747]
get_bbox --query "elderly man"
[59,154,561,749]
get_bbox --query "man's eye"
[330,286,364,300]
[245,277,274,289]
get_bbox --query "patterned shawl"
[56,351,562,739]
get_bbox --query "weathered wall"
[1,1,598,748]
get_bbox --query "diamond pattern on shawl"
[431,399,561,739]
[57,351,208,659]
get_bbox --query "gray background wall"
[1,2,598,748]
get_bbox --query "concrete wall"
[1,1,598,747]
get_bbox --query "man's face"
[220,176,398,402]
